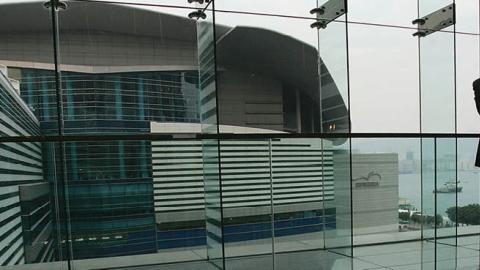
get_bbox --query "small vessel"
[433,181,462,193]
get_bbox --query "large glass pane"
[133,0,341,15]
[419,23,455,133]
[421,138,457,270]
[221,139,273,270]
[153,139,207,259]
[420,1,453,15]
[271,138,326,255]
[455,0,480,265]
[420,28,456,133]
[0,73,62,267]
[456,138,480,268]
[418,1,457,269]
[52,1,210,267]
[50,138,216,270]
[0,1,66,268]
[57,1,201,136]
[197,3,224,269]
[214,3,329,135]
[421,138,436,239]
[62,139,156,263]
[421,138,436,269]
[349,23,419,133]
[434,138,457,270]
[351,138,422,246]
[215,0,316,18]
[317,1,351,257]
[320,21,349,135]
[202,139,224,270]
[0,141,58,268]
[324,138,352,257]
[42,138,210,269]
[348,0,417,28]
[455,0,479,34]
[59,0,198,6]
[456,34,480,134]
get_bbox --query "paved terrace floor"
[118,236,480,270]
[4,235,479,270]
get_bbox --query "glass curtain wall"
[418,1,456,269]
[0,0,479,269]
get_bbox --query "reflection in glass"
[420,29,456,134]
[0,67,56,264]
[0,0,478,269]
[348,0,417,28]
[272,138,327,254]
[351,138,421,246]
[349,24,419,133]
[214,10,349,134]
[456,139,480,268]
[434,138,457,269]
[0,1,67,268]
[417,1,458,268]
[456,34,480,133]
[215,0,316,18]
[317,8,351,256]
[197,4,225,269]
[222,139,273,270]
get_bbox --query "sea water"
[399,171,480,217]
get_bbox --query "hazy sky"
[92,0,480,133]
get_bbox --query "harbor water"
[399,171,480,218]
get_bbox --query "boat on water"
[433,181,463,193]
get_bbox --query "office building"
[0,66,53,265]
[0,1,347,260]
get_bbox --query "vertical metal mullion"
[208,1,226,269]
[452,1,459,265]
[434,137,437,270]
[344,1,354,257]
[49,142,63,264]
[315,0,327,250]
[49,2,73,269]
[478,0,480,261]
[321,138,326,249]
[316,0,322,133]
[268,139,275,270]
[416,0,424,244]
[348,137,353,257]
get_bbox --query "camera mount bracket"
[310,0,346,29]
[412,4,455,37]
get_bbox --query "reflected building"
[350,154,399,237]
[0,2,348,261]
[153,125,336,248]
[399,150,420,174]
[0,66,53,265]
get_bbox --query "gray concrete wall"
[0,31,197,70]
[218,70,284,131]
[333,152,399,237]
[351,153,399,235]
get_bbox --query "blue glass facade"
[20,69,199,128]
[15,67,340,259]
[18,69,200,259]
